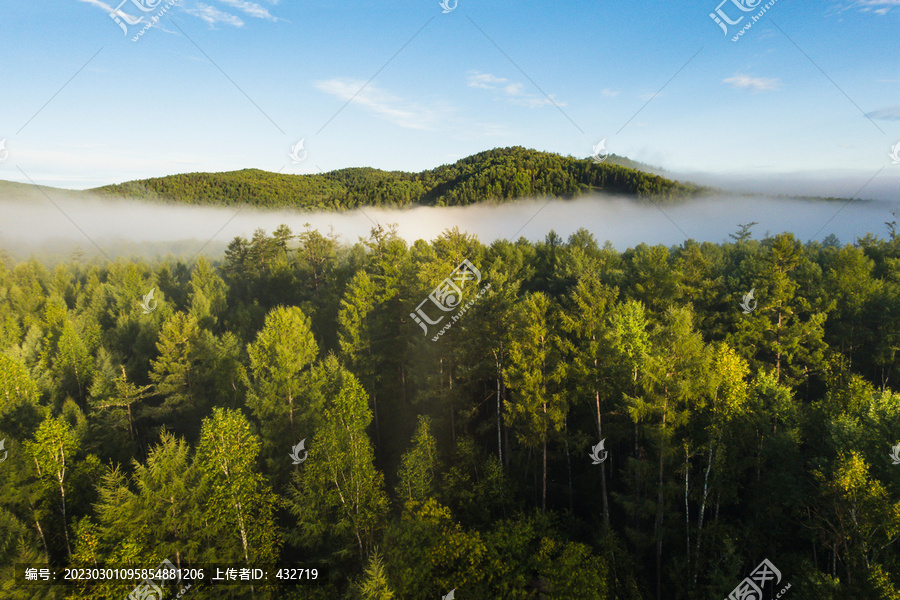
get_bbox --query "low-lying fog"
[1,188,898,261]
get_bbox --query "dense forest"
[90,147,706,210]
[1,221,900,600]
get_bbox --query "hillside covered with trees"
[90,147,706,210]
[1,223,900,599]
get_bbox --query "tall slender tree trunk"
[288,393,294,436]
[684,447,690,569]
[564,417,573,513]
[236,501,250,562]
[30,499,48,558]
[503,378,510,470]
[595,387,610,529]
[776,311,783,382]
[695,439,716,584]
[497,373,502,466]
[655,398,668,600]
[60,481,71,558]
[449,359,456,445]
[542,433,548,514]
[372,389,381,451]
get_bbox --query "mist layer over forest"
[1,188,896,260]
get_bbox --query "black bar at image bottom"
[13,563,326,586]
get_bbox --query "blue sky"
[0,0,898,190]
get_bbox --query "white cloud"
[865,105,900,121]
[466,70,566,108]
[314,79,438,130]
[855,0,899,13]
[217,0,278,21]
[601,88,620,98]
[467,72,509,89]
[185,3,244,26]
[723,74,781,92]
[77,0,119,12]
[503,83,525,96]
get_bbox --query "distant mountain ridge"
[89,147,706,210]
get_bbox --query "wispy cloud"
[466,70,566,108]
[865,105,900,121]
[217,0,278,21]
[77,0,119,12]
[314,79,438,130]
[723,74,781,92]
[601,88,620,98]
[80,0,275,27]
[184,3,244,26]
[467,72,508,89]
[855,0,899,14]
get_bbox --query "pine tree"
[247,305,319,436]
[504,292,566,513]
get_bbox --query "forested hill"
[90,146,706,210]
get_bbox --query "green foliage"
[397,415,438,504]
[196,408,281,564]
[1,222,900,599]
[289,360,388,562]
[92,147,706,210]
[350,549,395,600]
